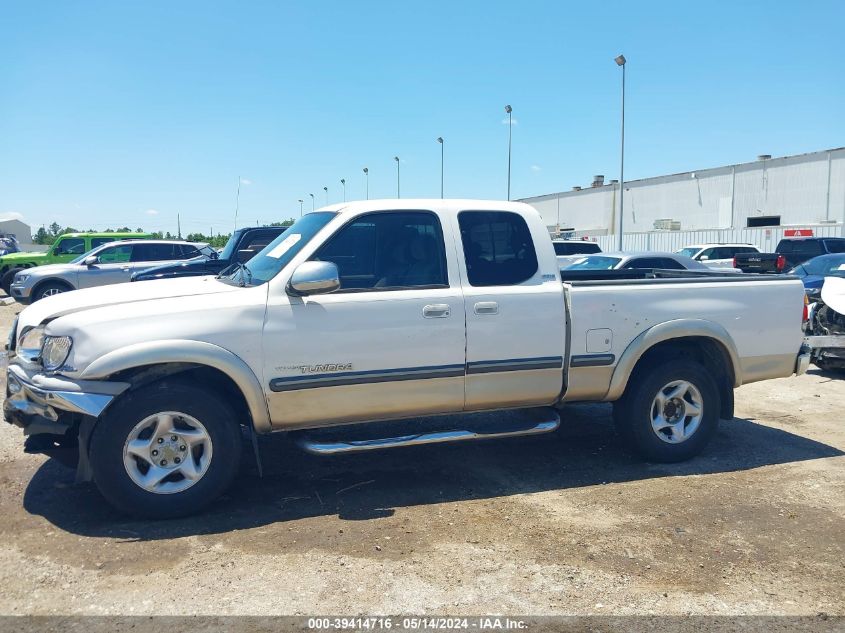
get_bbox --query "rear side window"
[131,243,177,262]
[91,237,116,248]
[622,257,684,270]
[792,241,823,258]
[312,211,448,291]
[459,211,538,286]
[824,240,845,254]
[553,242,600,255]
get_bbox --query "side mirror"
[699,255,709,261]
[209,250,219,260]
[287,261,340,296]
[83,255,99,267]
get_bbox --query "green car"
[0,232,152,294]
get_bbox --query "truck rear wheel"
[612,359,719,462]
[89,380,242,518]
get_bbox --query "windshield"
[218,232,240,261]
[566,255,622,270]
[797,254,845,276]
[222,212,336,286]
[676,247,701,258]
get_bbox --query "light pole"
[340,178,346,202]
[615,54,626,250]
[363,168,369,200]
[309,193,315,211]
[436,137,444,198]
[298,199,303,217]
[394,156,400,198]
[323,186,328,205]
[505,105,512,200]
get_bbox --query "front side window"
[54,238,85,255]
[91,237,116,248]
[697,248,716,260]
[97,245,133,263]
[458,211,538,286]
[311,211,448,291]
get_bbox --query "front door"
[455,209,566,410]
[263,210,466,429]
[77,243,135,288]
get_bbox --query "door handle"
[474,301,499,315]
[423,304,451,318]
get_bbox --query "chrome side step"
[295,408,560,456]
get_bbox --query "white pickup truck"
[4,200,810,518]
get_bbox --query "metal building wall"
[592,223,844,253]
[522,147,845,235]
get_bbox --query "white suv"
[676,243,760,269]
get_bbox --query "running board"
[294,408,560,456]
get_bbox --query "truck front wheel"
[612,359,720,462]
[89,380,243,518]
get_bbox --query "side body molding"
[605,319,742,401]
[80,339,272,433]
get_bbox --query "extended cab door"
[263,210,466,428]
[455,209,566,410]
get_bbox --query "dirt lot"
[0,301,842,616]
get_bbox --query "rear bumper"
[804,335,845,350]
[4,362,130,435]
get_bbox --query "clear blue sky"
[1,1,843,237]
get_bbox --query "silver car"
[10,239,208,304]
[560,250,712,271]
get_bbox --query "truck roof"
[315,199,535,217]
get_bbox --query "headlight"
[41,336,73,371]
[13,274,29,284]
[19,325,45,352]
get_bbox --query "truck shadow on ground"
[22,403,844,540]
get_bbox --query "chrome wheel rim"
[42,287,65,297]
[650,380,703,444]
[122,411,213,494]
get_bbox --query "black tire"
[612,359,720,463]
[32,280,73,302]
[90,380,243,518]
[1,268,23,294]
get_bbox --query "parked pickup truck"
[4,200,810,518]
[0,232,153,294]
[734,237,845,274]
[131,226,286,282]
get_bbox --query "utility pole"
[177,213,181,239]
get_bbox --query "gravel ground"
[0,302,842,616]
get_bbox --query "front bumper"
[4,362,130,435]
[9,282,32,304]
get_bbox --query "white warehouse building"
[519,147,845,252]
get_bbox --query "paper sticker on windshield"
[266,234,301,259]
